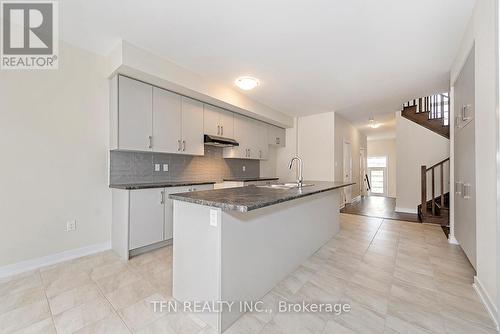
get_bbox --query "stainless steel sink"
[258,183,314,189]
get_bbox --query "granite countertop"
[222,177,280,182]
[109,180,216,190]
[169,181,355,212]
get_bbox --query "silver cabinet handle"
[455,181,463,194]
[177,139,181,151]
[217,125,220,135]
[182,140,186,151]
[148,136,153,149]
[221,125,224,136]
[463,183,472,199]
[160,191,165,204]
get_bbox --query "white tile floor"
[0,214,497,334]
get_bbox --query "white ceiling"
[352,112,397,141]
[60,0,475,121]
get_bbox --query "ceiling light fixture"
[370,123,381,129]
[235,76,260,91]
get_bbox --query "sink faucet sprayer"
[288,155,304,188]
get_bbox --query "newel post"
[421,166,427,217]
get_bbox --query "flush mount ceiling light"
[369,116,380,128]
[235,76,260,91]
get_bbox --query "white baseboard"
[0,241,111,279]
[473,276,500,331]
[448,235,459,245]
[395,207,417,214]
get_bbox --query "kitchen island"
[169,181,353,333]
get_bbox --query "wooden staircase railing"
[403,92,450,126]
[421,157,450,218]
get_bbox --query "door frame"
[342,139,353,206]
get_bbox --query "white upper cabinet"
[111,75,283,159]
[268,125,286,147]
[112,75,204,155]
[152,87,182,153]
[117,76,153,151]
[204,105,234,138]
[258,123,269,160]
[219,108,234,138]
[181,97,204,156]
[204,105,221,137]
[224,114,261,159]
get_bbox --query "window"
[367,156,387,168]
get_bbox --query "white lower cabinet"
[113,184,214,259]
[129,188,165,250]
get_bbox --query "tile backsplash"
[110,146,260,184]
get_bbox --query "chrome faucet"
[288,155,304,188]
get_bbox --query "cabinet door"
[181,97,205,156]
[164,186,191,241]
[118,76,153,151]
[129,188,165,250]
[268,125,286,147]
[224,114,248,158]
[219,109,234,138]
[153,87,182,153]
[203,104,221,137]
[258,123,269,160]
[248,119,261,159]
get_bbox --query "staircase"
[419,158,450,226]
[401,93,450,138]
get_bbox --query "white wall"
[450,0,499,326]
[0,42,111,267]
[395,112,450,213]
[276,118,299,182]
[334,114,368,199]
[297,112,336,181]
[368,139,397,198]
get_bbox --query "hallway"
[341,196,419,222]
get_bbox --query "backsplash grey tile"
[110,146,260,184]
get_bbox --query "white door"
[343,141,352,205]
[129,188,165,250]
[118,76,152,151]
[181,97,204,156]
[152,87,182,153]
[203,104,222,137]
[367,156,388,196]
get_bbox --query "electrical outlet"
[163,164,169,172]
[154,164,160,172]
[242,166,246,172]
[66,220,76,232]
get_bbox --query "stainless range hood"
[204,134,239,147]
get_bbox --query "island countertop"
[169,181,354,212]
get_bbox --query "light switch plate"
[154,164,160,172]
[163,164,169,172]
[209,209,218,227]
